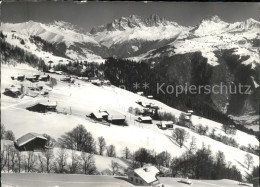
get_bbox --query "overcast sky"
[1,2,259,31]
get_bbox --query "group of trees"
[1,144,97,175]
[170,145,243,181]
[52,61,103,78]
[1,123,257,184]
[1,124,15,141]
[103,57,257,138]
[0,35,49,72]
[29,36,67,58]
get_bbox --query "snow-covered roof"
[91,79,101,84]
[78,77,89,80]
[39,102,57,107]
[91,112,103,119]
[161,121,174,125]
[134,166,160,184]
[147,95,153,98]
[39,75,49,79]
[6,87,20,93]
[138,116,152,121]
[100,111,108,117]
[108,115,125,120]
[26,76,37,79]
[16,132,47,147]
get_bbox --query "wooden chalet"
[137,92,144,96]
[91,79,102,86]
[128,165,162,186]
[15,132,48,151]
[107,115,126,125]
[89,112,103,121]
[26,101,57,113]
[39,75,50,81]
[103,80,111,85]
[138,116,153,124]
[147,95,153,99]
[99,110,109,119]
[11,75,25,81]
[157,121,174,130]
[60,76,71,82]
[3,86,22,98]
[26,75,38,82]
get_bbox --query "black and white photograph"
[0,1,259,187]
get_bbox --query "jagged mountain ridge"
[1,14,259,62]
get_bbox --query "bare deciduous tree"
[1,123,6,139]
[69,150,80,174]
[110,160,121,176]
[189,136,197,154]
[5,130,15,141]
[58,124,96,153]
[42,149,54,173]
[38,154,45,173]
[16,150,22,173]
[9,147,16,172]
[26,151,36,172]
[97,136,106,156]
[56,148,68,173]
[172,128,189,148]
[244,153,254,170]
[80,152,96,175]
[1,147,7,171]
[106,145,116,157]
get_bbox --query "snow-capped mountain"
[1,14,259,65]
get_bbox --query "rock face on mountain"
[90,14,181,34]
[1,14,259,118]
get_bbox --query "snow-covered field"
[1,64,259,177]
[1,173,253,187]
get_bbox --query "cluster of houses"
[10,74,50,83]
[88,110,126,126]
[136,100,159,117]
[4,73,52,98]
[48,69,111,86]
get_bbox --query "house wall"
[16,138,47,151]
[128,172,150,186]
[109,119,125,125]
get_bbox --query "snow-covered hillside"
[1,64,259,177]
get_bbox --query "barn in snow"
[15,133,48,151]
[108,115,126,125]
[157,121,174,130]
[137,116,153,124]
[26,101,57,113]
[3,86,22,98]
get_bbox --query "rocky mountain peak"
[201,15,223,23]
[90,14,178,34]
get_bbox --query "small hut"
[26,102,57,113]
[138,116,153,124]
[15,133,47,151]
